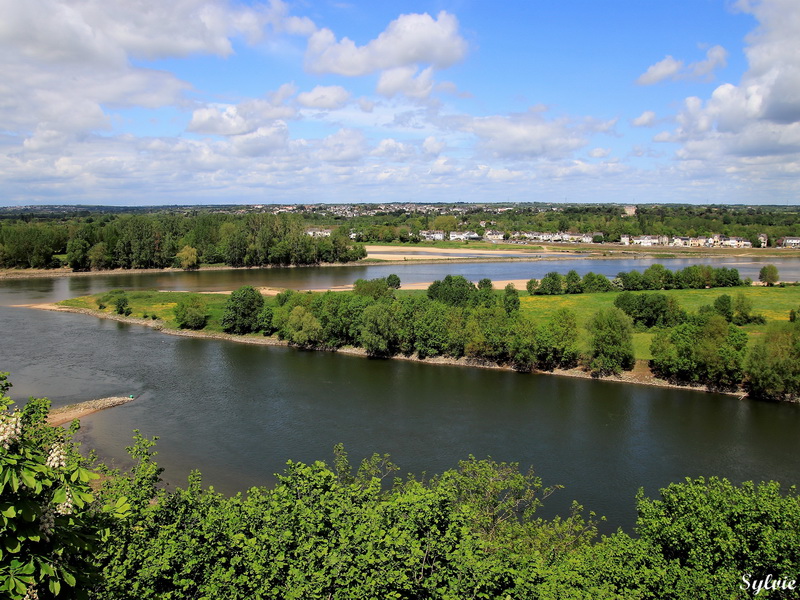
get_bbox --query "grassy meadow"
[59,285,800,361]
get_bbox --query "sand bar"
[48,396,136,426]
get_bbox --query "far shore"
[2,242,795,280]
[29,302,749,401]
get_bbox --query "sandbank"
[48,396,136,426]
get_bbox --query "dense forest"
[3,372,800,599]
[0,212,365,270]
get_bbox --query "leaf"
[61,568,76,587]
[0,504,16,518]
[19,469,36,490]
[49,579,61,595]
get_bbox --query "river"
[2,254,800,532]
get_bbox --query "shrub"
[174,295,209,330]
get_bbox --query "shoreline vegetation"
[30,300,749,400]
[1,241,799,279]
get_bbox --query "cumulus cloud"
[648,0,800,188]
[0,0,310,139]
[315,128,367,163]
[376,66,435,99]
[637,45,728,85]
[296,85,351,109]
[188,92,297,136]
[305,11,467,76]
[371,138,413,158]
[468,109,587,158]
[632,110,657,127]
[423,136,445,155]
[230,123,290,157]
[588,147,611,158]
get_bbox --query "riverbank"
[48,396,136,426]
[29,302,748,400]
[3,242,795,279]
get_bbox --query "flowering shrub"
[0,373,128,599]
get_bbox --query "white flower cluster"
[23,586,39,600]
[55,487,73,516]
[0,410,22,449]
[45,443,67,469]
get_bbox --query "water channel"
[2,254,800,532]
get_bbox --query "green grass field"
[60,290,231,333]
[59,285,800,360]
[518,286,800,359]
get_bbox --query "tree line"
[172,269,800,400]
[3,372,800,599]
[526,264,750,296]
[310,203,800,246]
[0,212,365,270]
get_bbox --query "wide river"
[3,255,800,532]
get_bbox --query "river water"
[2,255,800,531]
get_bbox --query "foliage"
[427,275,476,306]
[744,321,800,401]
[759,264,779,286]
[65,239,90,272]
[614,291,687,329]
[221,286,264,335]
[385,273,401,289]
[586,308,635,375]
[536,308,579,370]
[0,212,365,271]
[536,272,564,295]
[564,269,583,294]
[503,283,520,314]
[0,374,128,600]
[173,295,208,330]
[175,245,199,270]
[526,278,539,295]
[113,294,129,316]
[352,277,394,300]
[650,315,748,389]
[582,271,615,294]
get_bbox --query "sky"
[1,0,799,206]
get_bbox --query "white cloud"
[371,138,413,158]
[423,136,445,155]
[637,56,683,85]
[468,109,587,159]
[589,147,610,158]
[376,66,435,99]
[305,11,467,76]
[296,85,351,109]
[632,110,657,127]
[188,92,298,136]
[314,128,367,163]
[642,0,800,191]
[637,45,728,85]
[230,123,290,157]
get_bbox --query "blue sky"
[1,0,798,205]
